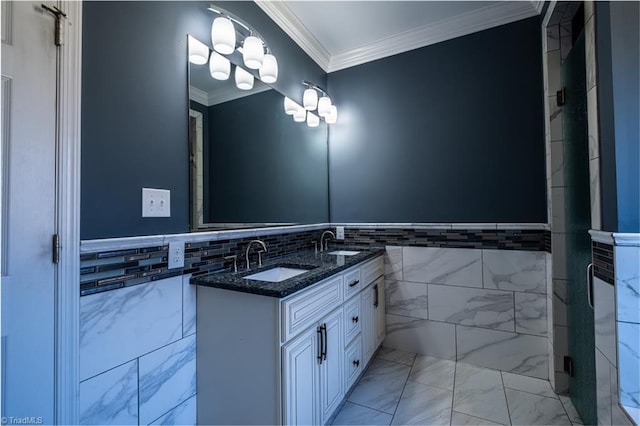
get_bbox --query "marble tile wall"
[79,275,197,425]
[383,246,549,380]
[615,244,640,424]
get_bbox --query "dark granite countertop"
[190,246,385,298]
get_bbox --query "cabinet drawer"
[344,335,363,390]
[343,297,361,345]
[343,268,361,300]
[361,256,383,286]
[282,275,343,342]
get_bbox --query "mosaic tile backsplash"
[592,241,614,285]
[80,226,551,296]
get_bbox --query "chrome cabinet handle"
[587,263,594,309]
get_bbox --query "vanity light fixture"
[325,105,338,124]
[317,96,332,117]
[293,107,307,123]
[303,88,318,110]
[259,54,278,84]
[211,16,236,55]
[188,35,209,65]
[235,66,254,90]
[207,5,278,83]
[306,111,320,127]
[209,51,230,80]
[284,97,299,115]
[295,81,338,125]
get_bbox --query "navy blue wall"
[596,1,639,233]
[207,90,329,223]
[82,1,326,239]
[327,17,546,223]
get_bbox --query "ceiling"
[255,1,543,73]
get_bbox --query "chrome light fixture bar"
[287,81,338,126]
[207,4,278,83]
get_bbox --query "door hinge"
[52,234,60,264]
[556,88,566,106]
[563,356,574,377]
[41,4,67,46]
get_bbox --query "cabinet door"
[344,296,361,345]
[319,308,345,424]
[345,335,363,390]
[283,327,319,425]
[361,285,375,365]
[374,277,386,346]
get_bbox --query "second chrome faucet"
[245,239,267,270]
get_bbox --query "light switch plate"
[142,188,170,217]
[168,241,184,269]
[336,226,344,240]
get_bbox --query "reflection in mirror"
[188,36,329,230]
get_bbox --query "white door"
[319,308,344,424]
[283,327,318,425]
[1,1,58,421]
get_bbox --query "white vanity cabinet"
[196,254,384,425]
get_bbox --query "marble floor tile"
[408,355,456,391]
[348,358,411,414]
[453,363,510,425]
[376,346,417,366]
[505,389,570,425]
[559,396,583,424]
[332,402,392,426]
[501,372,557,398]
[391,381,452,425]
[451,411,504,425]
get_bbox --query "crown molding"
[255,0,331,71]
[189,86,209,106]
[256,1,539,73]
[189,83,272,107]
[328,1,539,72]
[532,0,546,14]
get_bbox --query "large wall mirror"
[188,35,329,230]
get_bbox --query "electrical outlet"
[142,188,170,217]
[336,226,344,240]
[168,241,184,269]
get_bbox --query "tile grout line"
[389,351,415,423]
[500,371,513,425]
[450,358,458,426]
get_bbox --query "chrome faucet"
[320,230,336,252]
[245,240,267,270]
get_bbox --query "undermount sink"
[243,267,310,283]
[326,250,361,256]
